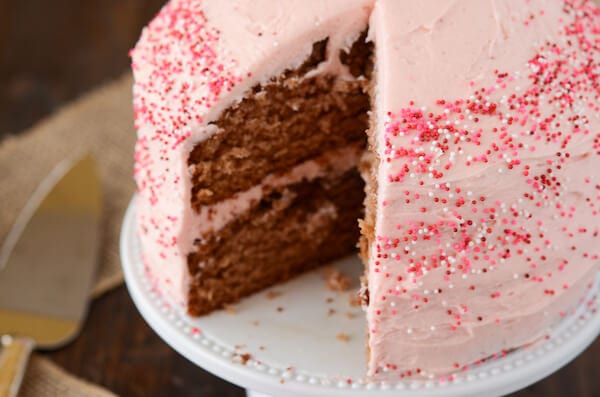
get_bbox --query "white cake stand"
[121,198,600,397]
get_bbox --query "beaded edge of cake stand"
[124,205,599,393]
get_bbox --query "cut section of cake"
[132,0,374,312]
[132,0,600,379]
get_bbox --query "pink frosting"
[367,0,600,379]
[132,0,600,379]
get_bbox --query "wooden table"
[1,1,598,396]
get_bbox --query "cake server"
[0,155,101,397]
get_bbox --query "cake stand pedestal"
[121,198,600,397]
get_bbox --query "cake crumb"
[233,352,253,365]
[326,297,334,304]
[328,308,337,316]
[348,293,362,307]
[224,304,236,314]
[276,307,284,312]
[240,353,252,365]
[259,346,266,351]
[251,320,260,326]
[344,312,356,319]
[266,290,283,300]
[323,268,351,291]
[336,333,351,342]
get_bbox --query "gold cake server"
[0,155,101,397]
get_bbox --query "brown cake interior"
[186,33,374,315]
[188,169,365,314]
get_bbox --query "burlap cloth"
[1,74,135,396]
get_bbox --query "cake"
[131,0,600,379]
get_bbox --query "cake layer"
[187,168,365,315]
[188,39,371,210]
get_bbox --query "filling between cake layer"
[190,145,364,239]
[185,33,374,314]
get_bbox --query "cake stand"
[121,197,600,397]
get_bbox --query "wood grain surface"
[0,1,598,396]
